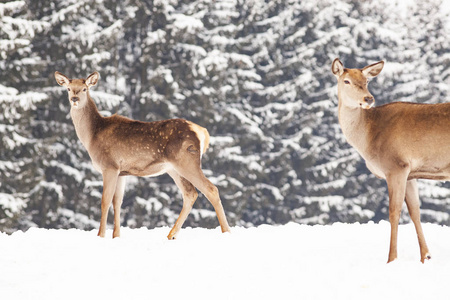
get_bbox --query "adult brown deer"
[332,58,450,263]
[54,71,231,239]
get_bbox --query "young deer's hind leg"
[173,159,231,234]
[167,169,198,240]
[405,179,431,263]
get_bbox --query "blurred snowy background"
[0,0,449,233]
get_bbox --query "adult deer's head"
[332,58,384,109]
[55,71,99,109]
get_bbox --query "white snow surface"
[2,222,450,299]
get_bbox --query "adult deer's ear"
[362,61,384,78]
[55,71,70,87]
[86,71,100,87]
[331,58,345,78]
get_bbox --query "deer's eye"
[344,80,350,85]
[67,88,71,91]
[83,88,87,92]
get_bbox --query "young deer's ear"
[362,61,384,78]
[86,71,100,87]
[331,58,345,78]
[55,71,70,87]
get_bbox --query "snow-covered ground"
[2,222,450,300]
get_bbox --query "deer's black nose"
[71,97,80,102]
[364,96,374,106]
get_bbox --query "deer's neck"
[70,96,103,151]
[338,99,370,156]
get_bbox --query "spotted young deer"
[332,58,450,263]
[55,71,231,239]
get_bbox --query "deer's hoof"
[421,253,432,263]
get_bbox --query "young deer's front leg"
[112,176,126,238]
[98,169,119,238]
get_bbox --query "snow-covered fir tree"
[0,0,449,233]
[0,1,48,231]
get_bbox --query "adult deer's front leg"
[386,171,408,263]
[98,169,119,237]
[405,179,431,263]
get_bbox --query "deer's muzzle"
[71,97,80,107]
[361,96,375,109]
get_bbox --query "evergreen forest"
[1,0,449,233]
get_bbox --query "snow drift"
[2,222,450,300]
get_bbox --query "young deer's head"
[55,71,99,109]
[332,58,384,109]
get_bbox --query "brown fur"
[332,58,450,263]
[364,102,450,180]
[55,71,230,239]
